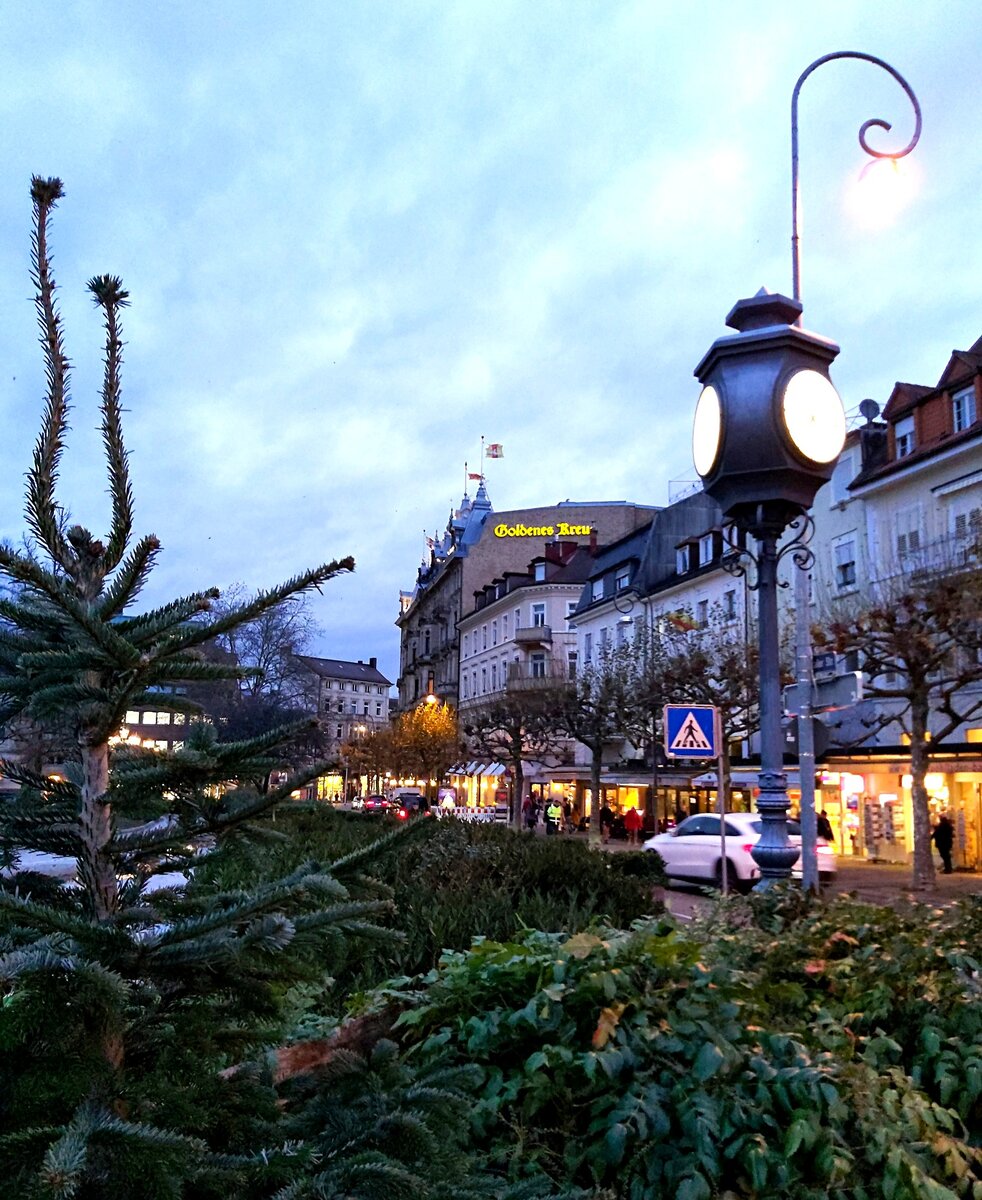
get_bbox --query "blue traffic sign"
[664,704,718,758]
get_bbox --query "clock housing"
[692,289,841,533]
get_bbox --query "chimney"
[369,656,377,669]
[589,529,598,556]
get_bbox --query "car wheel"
[714,859,741,892]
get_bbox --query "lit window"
[953,385,977,433]
[125,709,140,724]
[172,713,186,725]
[143,711,157,725]
[894,415,915,459]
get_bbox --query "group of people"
[522,795,648,844]
[522,795,576,835]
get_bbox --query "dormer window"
[676,547,689,575]
[533,561,546,582]
[894,414,915,459]
[698,533,714,566]
[953,385,977,433]
[591,578,604,601]
[615,566,631,592]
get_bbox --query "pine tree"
[0,177,397,1197]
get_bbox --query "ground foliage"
[196,806,665,1003]
[343,887,982,1200]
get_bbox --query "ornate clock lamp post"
[692,288,846,885]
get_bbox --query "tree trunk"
[78,737,125,1079]
[589,746,603,846]
[512,757,525,830]
[909,695,936,891]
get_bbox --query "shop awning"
[482,763,507,777]
[692,769,800,788]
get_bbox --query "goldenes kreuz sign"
[494,521,592,538]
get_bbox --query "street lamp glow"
[845,156,918,229]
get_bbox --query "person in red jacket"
[623,805,644,846]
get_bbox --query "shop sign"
[494,521,592,538]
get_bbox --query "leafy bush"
[198,807,665,996]
[343,892,982,1200]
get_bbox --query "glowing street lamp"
[788,52,922,889]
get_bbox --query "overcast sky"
[0,2,978,686]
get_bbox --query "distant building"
[293,655,392,754]
[396,479,657,710]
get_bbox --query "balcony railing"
[515,624,552,647]
[506,661,570,689]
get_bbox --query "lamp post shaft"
[751,531,799,885]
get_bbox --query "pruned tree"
[392,700,460,798]
[818,556,982,890]
[0,177,398,1196]
[556,643,633,841]
[461,687,569,825]
[656,603,762,818]
[339,726,396,796]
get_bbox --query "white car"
[643,812,837,892]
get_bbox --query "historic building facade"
[395,480,656,711]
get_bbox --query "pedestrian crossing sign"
[664,705,719,758]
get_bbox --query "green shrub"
[343,894,982,1199]
[197,808,665,998]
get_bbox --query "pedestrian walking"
[545,797,563,836]
[599,802,615,845]
[623,805,643,846]
[816,810,834,842]
[931,815,955,874]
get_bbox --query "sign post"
[664,705,728,893]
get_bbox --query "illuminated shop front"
[818,756,982,869]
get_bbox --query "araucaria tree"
[0,178,393,1195]
[820,560,982,891]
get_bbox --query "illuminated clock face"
[781,369,846,464]
[692,384,722,477]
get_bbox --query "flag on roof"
[486,443,504,458]
[468,472,483,480]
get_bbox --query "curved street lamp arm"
[791,50,923,308]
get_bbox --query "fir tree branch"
[25,177,74,574]
[97,535,161,621]
[88,275,133,572]
[162,560,355,655]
